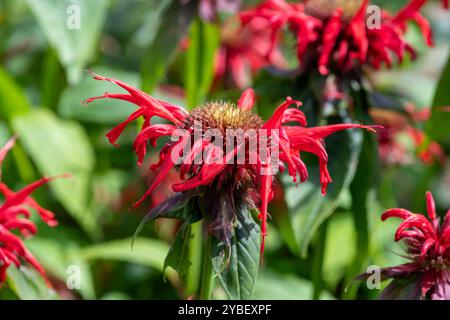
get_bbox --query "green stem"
[311,219,328,300]
[199,235,213,300]
[185,221,202,296]
[41,48,61,110]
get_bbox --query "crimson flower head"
[214,16,287,89]
[360,192,450,299]
[0,137,59,285]
[86,73,376,254]
[240,0,433,75]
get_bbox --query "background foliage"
[0,0,449,300]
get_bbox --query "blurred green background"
[0,0,449,300]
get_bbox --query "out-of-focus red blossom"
[0,137,60,285]
[360,192,450,300]
[181,0,241,22]
[214,16,288,89]
[85,73,377,254]
[370,105,446,166]
[240,0,433,75]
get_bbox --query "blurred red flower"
[214,16,287,89]
[240,0,433,75]
[86,73,377,254]
[363,192,450,299]
[370,105,446,166]
[0,137,60,285]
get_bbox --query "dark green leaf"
[211,204,261,300]
[163,223,193,281]
[133,190,202,240]
[284,117,363,256]
[426,52,450,144]
[141,0,195,93]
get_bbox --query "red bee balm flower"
[0,137,60,285]
[360,192,450,299]
[86,73,376,254]
[240,0,433,75]
[214,16,287,89]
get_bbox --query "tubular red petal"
[132,124,177,166]
[0,136,17,175]
[263,97,302,130]
[285,124,380,141]
[348,0,369,61]
[420,238,435,259]
[3,219,37,236]
[172,145,234,192]
[426,191,436,221]
[105,108,145,146]
[1,176,59,211]
[282,108,307,126]
[381,208,414,221]
[258,163,272,257]
[237,88,256,111]
[318,9,343,75]
[132,141,184,208]
[90,73,182,125]
[395,215,436,241]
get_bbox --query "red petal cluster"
[214,16,287,89]
[381,192,450,299]
[87,74,376,254]
[0,137,59,285]
[240,0,433,75]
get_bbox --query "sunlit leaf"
[0,66,30,120]
[6,266,59,300]
[80,237,170,272]
[25,0,109,84]
[12,109,96,236]
[253,271,335,300]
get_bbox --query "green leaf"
[12,109,96,236]
[0,66,30,120]
[134,190,202,240]
[344,132,378,298]
[25,0,109,84]
[6,266,59,300]
[26,237,96,299]
[253,271,334,300]
[211,204,261,300]
[80,237,170,272]
[284,119,363,257]
[426,51,450,144]
[163,223,192,281]
[141,0,195,93]
[185,18,220,108]
[58,67,139,124]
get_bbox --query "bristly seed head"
[182,101,264,133]
[305,0,364,21]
